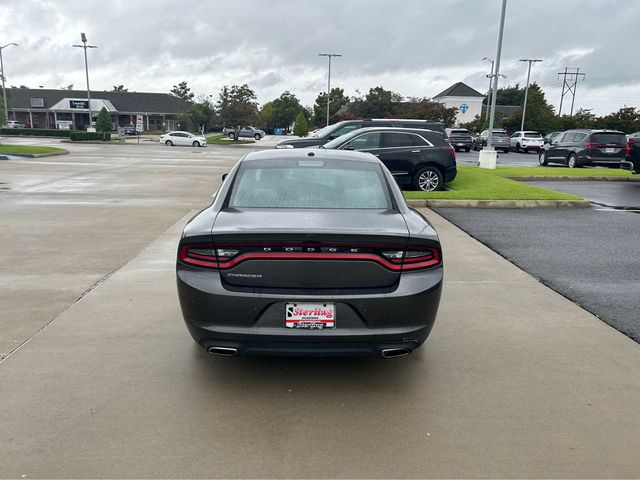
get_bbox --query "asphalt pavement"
[434,206,640,342]
[526,179,640,209]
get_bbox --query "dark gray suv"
[539,129,628,168]
[276,119,447,148]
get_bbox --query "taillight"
[444,146,456,162]
[627,139,634,157]
[179,244,441,271]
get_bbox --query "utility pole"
[485,0,507,154]
[519,58,542,132]
[73,33,97,129]
[318,53,341,126]
[0,42,19,124]
[482,57,494,123]
[557,67,585,116]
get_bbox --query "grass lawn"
[206,133,254,145]
[404,166,634,200]
[0,145,67,155]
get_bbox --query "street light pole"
[519,58,542,132]
[485,0,508,154]
[482,57,494,123]
[0,42,19,124]
[318,53,341,127]
[73,33,97,129]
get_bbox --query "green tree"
[256,101,274,129]
[312,87,349,127]
[216,84,259,139]
[95,107,112,133]
[112,85,128,92]
[187,97,216,132]
[599,106,640,133]
[293,111,309,137]
[398,97,458,126]
[501,84,558,134]
[270,91,303,129]
[360,86,403,118]
[170,81,194,102]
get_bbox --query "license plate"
[285,303,335,329]
[605,148,615,153]
[457,143,465,146]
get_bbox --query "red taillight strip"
[179,245,441,271]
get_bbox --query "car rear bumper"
[177,264,443,357]
[582,156,625,166]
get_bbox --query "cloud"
[1,0,638,115]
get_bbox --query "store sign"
[69,100,89,109]
[136,114,144,133]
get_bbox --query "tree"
[61,84,74,90]
[256,101,274,129]
[170,81,194,102]
[95,107,112,133]
[270,91,303,130]
[500,84,558,134]
[599,106,640,133]
[112,85,128,92]
[359,86,404,118]
[293,111,309,137]
[215,84,259,139]
[312,87,349,127]
[398,97,458,126]
[187,97,216,132]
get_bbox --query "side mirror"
[222,173,228,181]
[344,145,355,151]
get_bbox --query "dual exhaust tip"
[207,346,411,359]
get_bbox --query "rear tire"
[254,133,261,140]
[465,147,471,152]
[192,141,200,147]
[502,148,510,153]
[516,143,522,153]
[165,140,173,146]
[539,151,548,166]
[228,132,235,140]
[567,154,580,168]
[413,166,443,192]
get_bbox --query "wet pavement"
[526,180,640,209]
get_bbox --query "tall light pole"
[318,53,341,126]
[73,33,97,129]
[482,57,494,123]
[518,58,542,132]
[478,0,508,170]
[0,42,19,124]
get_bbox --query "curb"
[407,199,590,209]
[510,176,640,182]
[0,150,69,158]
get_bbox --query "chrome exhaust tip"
[207,346,238,357]
[381,348,411,359]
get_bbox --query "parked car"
[275,119,448,148]
[445,128,473,152]
[3,120,26,129]
[510,131,544,153]
[538,129,628,168]
[473,129,510,152]
[159,131,207,147]
[322,127,456,191]
[176,148,443,358]
[622,133,640,174]
[544,131,562,145]
[223,126,265,140]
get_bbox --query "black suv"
[322,127,456,191]
[539,129,628,168]
[276,119,447,148]
[446,128,473,152]
[622,133,640,174]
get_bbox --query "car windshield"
[493,131,508,137]
[323,130,362,149]
[310,123,341,138]
[591,133,626,144]
[229,158,391,209]
[524,131,542,137]
[450,129,469,134]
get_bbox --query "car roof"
[368,118,443,123]
[345,126,441,135]
[565,129,625,133]
[242,148,380,164]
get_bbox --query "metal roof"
[433,82,484,98]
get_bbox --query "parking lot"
[1,141,640,477]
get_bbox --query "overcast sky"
[2,0,639,115]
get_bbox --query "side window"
[511,132,519,138]
[383,132,415,148]
[332,124,360,137]
[574,133,588,143]
[344,132,381,150]
[409,134,429,146]
[553,133,565,143]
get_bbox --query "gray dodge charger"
[176,149,443,358]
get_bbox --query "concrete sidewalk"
[1,209,639,478]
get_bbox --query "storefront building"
[4,88,191,131]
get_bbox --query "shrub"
[292,111,309,137]
[69,131,111,141]
[95,107,112,133]
[0,128,72,137]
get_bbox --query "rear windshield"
[523,131,542,137]
[493,131,508,137]
[591,133,626,145]
[450,129,470,134]
[230,158,392,209]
